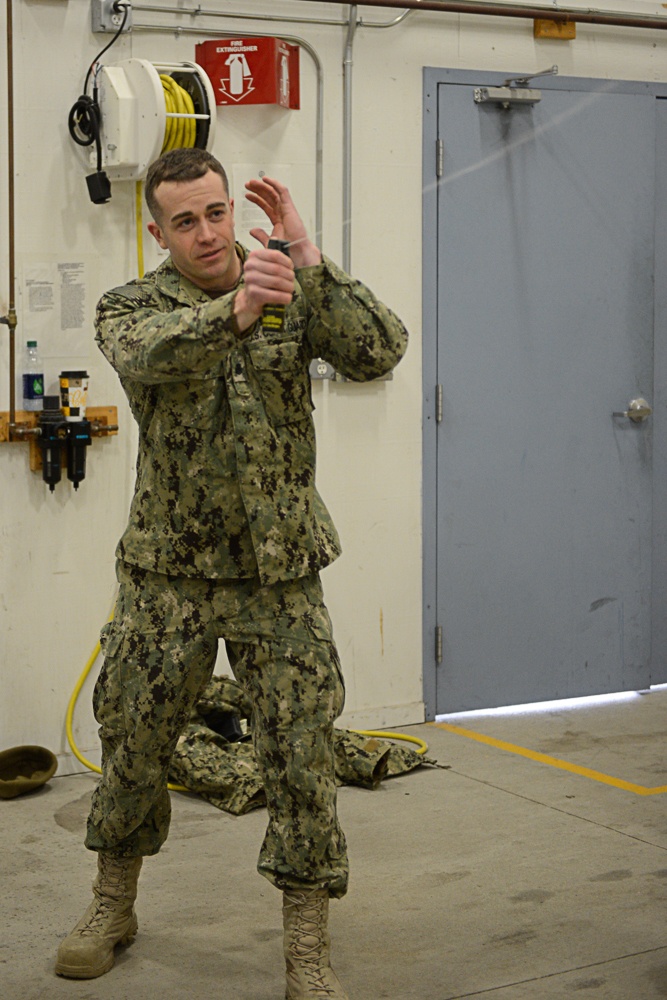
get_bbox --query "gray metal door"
[423,71,664,716]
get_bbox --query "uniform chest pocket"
[247,340,314,426]
[145,376,224,445]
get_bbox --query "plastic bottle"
[22,340,44,412]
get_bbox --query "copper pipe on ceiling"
[291,0,667,32]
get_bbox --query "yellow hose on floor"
[351,729,428,754]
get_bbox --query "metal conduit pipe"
[132,23,325,247]
[290,0,667,31]
[132,3,412,29]
[366,10,413,28]
[133,2,342,27]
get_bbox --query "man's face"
[147,170,242,294]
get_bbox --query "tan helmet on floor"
[0,745,58,799]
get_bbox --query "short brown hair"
[145,148,230,223]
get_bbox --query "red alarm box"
[195,37,300,109]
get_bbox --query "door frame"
[422,68,667,721]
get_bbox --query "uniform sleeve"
[296,255,408,381]
[94,285,248,384]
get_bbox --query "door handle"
[612,397,652,423]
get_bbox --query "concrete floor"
[3,688,667,1000]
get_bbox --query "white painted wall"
[0,1,664,772]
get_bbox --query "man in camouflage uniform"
[55,148,408,998]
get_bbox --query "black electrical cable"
[68,95,102,163]
[82,2,130,96]
[67,2,131,202]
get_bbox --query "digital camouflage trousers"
[85,561,349,898]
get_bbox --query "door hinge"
[435,625,443,664]
[436,139,444,178]
[436,384,443,424]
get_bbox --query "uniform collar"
[154,243,249,306]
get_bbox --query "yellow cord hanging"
[135,180,144,279]
[65,636,105,776]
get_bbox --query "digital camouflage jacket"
[95,248,408,584]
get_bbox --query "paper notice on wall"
[26,266,55,314]
[231,165,292,249]
[59,262,86,332]
[22,261,88,356]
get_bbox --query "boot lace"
[287,894,339,997]
[78,898,121,938]
[76,856,137,938]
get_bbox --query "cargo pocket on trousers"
[304,618,346,720]
[93,621,126,739]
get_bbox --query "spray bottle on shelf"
[21,340,44,412]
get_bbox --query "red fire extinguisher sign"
[195,38,300,109]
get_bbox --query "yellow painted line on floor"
[432,721,667,796]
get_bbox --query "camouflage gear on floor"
[86,564,349,897]
[168,675,438,815]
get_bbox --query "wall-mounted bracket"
[534,19,576,39]
[0,405,118,472]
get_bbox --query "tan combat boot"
[283,888,350,999]
[55,853,143,979]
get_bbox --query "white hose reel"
[92,58,216,182]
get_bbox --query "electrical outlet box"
[91,0,132,34]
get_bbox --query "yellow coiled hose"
[160,74,196,153]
